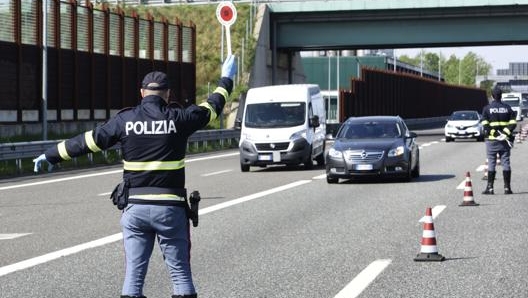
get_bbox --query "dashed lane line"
[334,259,392,298]
[419,205,446,222]
[201,169,233,177]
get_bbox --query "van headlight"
[388,146,404,157]
[328,148,343,159]
[290,130,306,141]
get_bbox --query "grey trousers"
[120,204,195,296]
[486,140,511,171]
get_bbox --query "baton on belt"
[189,190,201,227]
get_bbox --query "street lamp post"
[42,0,48,140]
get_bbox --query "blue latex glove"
[221,55,237,80]
[33,154,53,173]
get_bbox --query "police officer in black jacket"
[481,85,517,195]
[33,55,237,298]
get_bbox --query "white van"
[501,92,523,121]
[238,84,326,172]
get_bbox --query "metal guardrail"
[0,129,241,172]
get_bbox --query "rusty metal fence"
[339,68,488,121]
[0,0,196,123]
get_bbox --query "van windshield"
[245,102,306,128]
[503,98,520,107]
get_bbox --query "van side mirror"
[309,115,320,128]
[234,118,242,130]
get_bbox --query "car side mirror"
[234,118,242,129]
[408,132,417,139]
[309,115,320,128]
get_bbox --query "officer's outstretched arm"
[197,55,237,126]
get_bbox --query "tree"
[398,50,492,87]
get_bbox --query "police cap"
[142,71,169,90]
[491,85,502,100]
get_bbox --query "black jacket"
[44,77,233,205]
[481,99,517,141]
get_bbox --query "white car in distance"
[444,110,484,142]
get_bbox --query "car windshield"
[337,121,401,139]
[451,112,479,121]
[244,102,306,128]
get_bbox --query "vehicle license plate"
[356,164,373,170]
[272,151,281,162]
[258,154,272,161]
[458,130,466,134]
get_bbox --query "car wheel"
[402,160,412,182]
[303,147,314,170]
[411,157,420,178]
[241,163,250,172]
[326,175,338,184]
[315,144,325,166]
[445,137,453,142]
[477,136,484,142]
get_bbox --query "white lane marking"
[98,192,112,196]
[0,169,123,191]
[419,205,446,222]
[201,169,233,177]
[419,141,439,149]
[200,180,311,215]
[0,179,311,276]
[0,233,123,277]
[187,152,238,162]
[456,179,466,190]
[334,259,392,298]
[476,164,486,172]
[0,233,31,240]
[0,152,239,191]
[312,173,327,180]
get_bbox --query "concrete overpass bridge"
[249,0,528,85]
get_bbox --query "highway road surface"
[1,127,527,298]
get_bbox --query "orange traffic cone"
[414,207,445,262]
[460,172,479,206]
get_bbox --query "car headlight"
[445,124,453,129]
[388,146,404,157]
[328,147,343,159]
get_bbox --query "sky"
[395,45,528,73]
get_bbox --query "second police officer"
[480,85,517,195]
[33,55,237,298]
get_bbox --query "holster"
[110,178,130,210]
[187,190,201,227]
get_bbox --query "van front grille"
[255,142,290,151]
